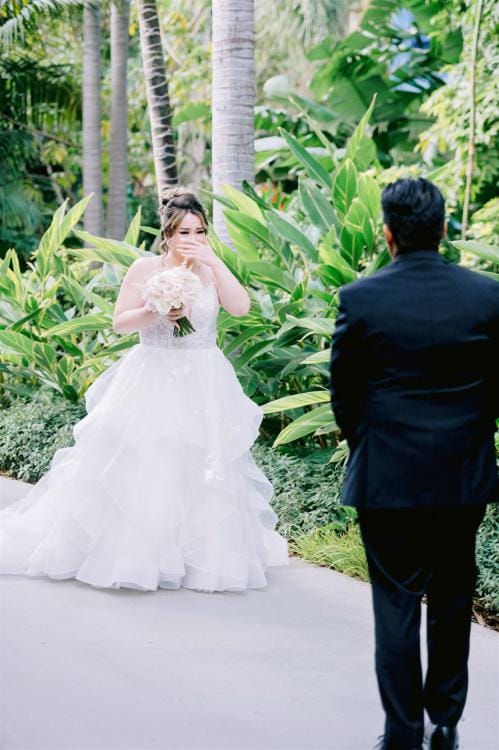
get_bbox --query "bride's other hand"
[176,235,218,267]
[177,236,251,317]
[165,305,186,329]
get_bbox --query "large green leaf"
[273,404,335,446]
[267,212,318,259]
[35,196,93,278]
[365,247,391,274]
[35,201,68,278]
[6,304,48,331]
[301,349,331,365]
[226,221,263,261]
[140,225,161,237]
[59,195,94,242]
[278,127,332,189]
[344,198,375,254]
[223,210,274,250]
[332,159,358,219]
[339,225,364,269]
[124,207,142,246]
[55,356,75,388]
[319,263,353,288]
[318,242,357,284]
[357,174,381,221]
[262,390,330,414]
[452,240,499,265]
[283,314,336,336]
[203,189,238,211]
[284,95,338,157]
[0,331,58,375]
[349,135,377,172]
[0,276,20,306]
[221,184,265,222]
[284,93,337,125]
[299,182,338,234]
[338,198,376,269]
[345,95,377,166]
[65,238,141,269]
[33,341,57,373]
[209,233,251,284]
[61,275,114,314]
[46,314,111,337]
[246,262,295,293]
[223,325,271,356]
[68,234,140,268]
[232,339,275,371]
[0,330,37,359]
[241,180,274,213]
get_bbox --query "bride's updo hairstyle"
[159,186,209,256]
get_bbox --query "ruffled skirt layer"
[0,343,289,592]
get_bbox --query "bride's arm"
[112,258,158,334]
[209,256,251,317]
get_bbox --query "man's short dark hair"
[381,177,445,253]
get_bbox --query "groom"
[329,177,499,750]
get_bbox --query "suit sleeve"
[329,289,366,445]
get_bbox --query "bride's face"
[169,213,208,261]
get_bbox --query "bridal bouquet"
[141,262,203,337]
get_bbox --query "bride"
[0,187,290,593]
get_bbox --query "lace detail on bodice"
[140,282,219,349]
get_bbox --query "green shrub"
[476,504,499,611]
[291,522,369,582]
[0,394,86,483]
[251,441,356,539]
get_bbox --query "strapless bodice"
[139,282,219,350]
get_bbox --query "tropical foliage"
[0,196,144,402]
[2,99,497,459]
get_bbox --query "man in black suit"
[329,177,499,750]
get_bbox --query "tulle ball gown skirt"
[0,319,290,593]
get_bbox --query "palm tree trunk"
[107,0,130,240]
[461,0,484,240]
[82,0,104,235]
[136,0,177,201]
[212,0,255,245]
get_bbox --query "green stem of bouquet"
[173,316,196,337]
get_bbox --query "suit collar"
[392,249,445,264]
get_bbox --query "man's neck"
[390,247,439,259]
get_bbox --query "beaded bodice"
[140,281,219,349]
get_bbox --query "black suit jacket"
[329,250,499,508]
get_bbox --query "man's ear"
[442,219,448,240]
[383,224,397,258]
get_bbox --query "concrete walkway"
[1,476,498,750]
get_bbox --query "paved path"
[1,477,498,750]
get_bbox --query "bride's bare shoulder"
[125,255,160,279]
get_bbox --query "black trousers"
[357,505,487,750]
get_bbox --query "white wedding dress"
[0,278,290,592]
